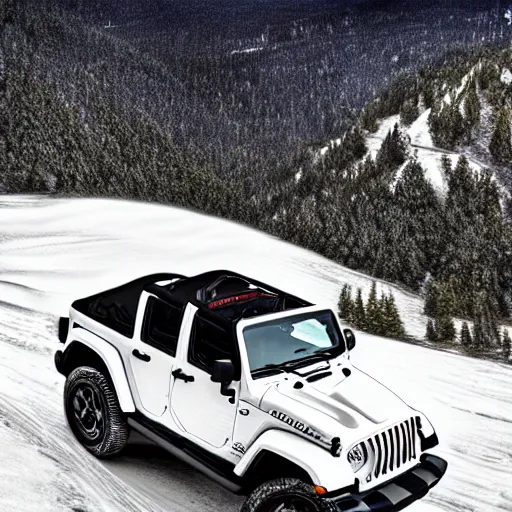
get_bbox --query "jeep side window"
[142,297,184,356]
[188,315,234,374]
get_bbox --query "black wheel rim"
[262,496,318,512]
[72,384,105,443]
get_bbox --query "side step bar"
[127,417,244,494]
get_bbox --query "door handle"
[172,368,195,383]
[132,349,151,362]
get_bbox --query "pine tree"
[435,316,456,343]
[424,281,440,318]
[463,79,481,141]
[384,292,406,339]
[448,155,475,206]
[344,126,368,162]
[481,302,501,347]
[426,319,438,342]
[365,282,382,335]
[460,321,472,347]
[448,101,466,147]
[376,124,408,172]
[441,154,453,181]
[437,280,459,319]
[469,296,500,349]
[353,288,366,330]
[489,108,512,163]
[422,85,435,110]
[472,314,485,350]
[400,97,419,126]
[378,292,389,337]
[361,106,378,133]
[338,284,354,324]
[424,279,458,319]
[503,329,512,362]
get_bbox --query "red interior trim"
[208,291,276,309]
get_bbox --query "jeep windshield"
[242,309,345,376]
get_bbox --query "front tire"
[241,478,336,512]
[64,366,129,458]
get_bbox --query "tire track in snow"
[0,302,242,512]
[0,394,168,512]
[0,305,170,512]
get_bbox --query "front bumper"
[331,454,447,512]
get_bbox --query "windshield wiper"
[251,351,334,378]
[281,351,334,370]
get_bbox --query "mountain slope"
[2,0,512,358]
[265,43,512,357]
[1,0,510,194]
[358,45,512,188]
[0,196,511,512]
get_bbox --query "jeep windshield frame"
[240,308,346,377]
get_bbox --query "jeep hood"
[260,364,414,439]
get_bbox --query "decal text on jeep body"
[269,409,328,443]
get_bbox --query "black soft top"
[72,270,312,337]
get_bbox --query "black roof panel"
[144,269,312,326]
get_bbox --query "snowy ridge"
[440,69,475,112]
[0,304,173,512]
[319,66,512,202]
[368,110,511,207]
[0,196,511,511]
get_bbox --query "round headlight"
[347,443,367,473]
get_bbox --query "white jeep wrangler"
[55,270,447,512]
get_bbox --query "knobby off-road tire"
[241,478,337,512]
[64,366,129,458]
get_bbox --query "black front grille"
[364,417,418,479]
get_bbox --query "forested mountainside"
[3,0,508,196]
[1,0,512,356]
[268,42,512,353]
[0,0,247,222]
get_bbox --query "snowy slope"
[318,68,510,201]
[366,111,487,196]
[367,109,512,211]
[0,196,511,512]
[0,196,428,337]
[365,66,512,205]
[320,110,471,196]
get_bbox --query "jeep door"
[129,292,185,417]
[170,305,239,448]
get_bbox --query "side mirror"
[211,359,235,383]
[344,329,356,351]
[211,359,236,404]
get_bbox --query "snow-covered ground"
[365,109,489,196]
[365,110,511,210]
[319,67,507,200]
[0,196,511,511]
